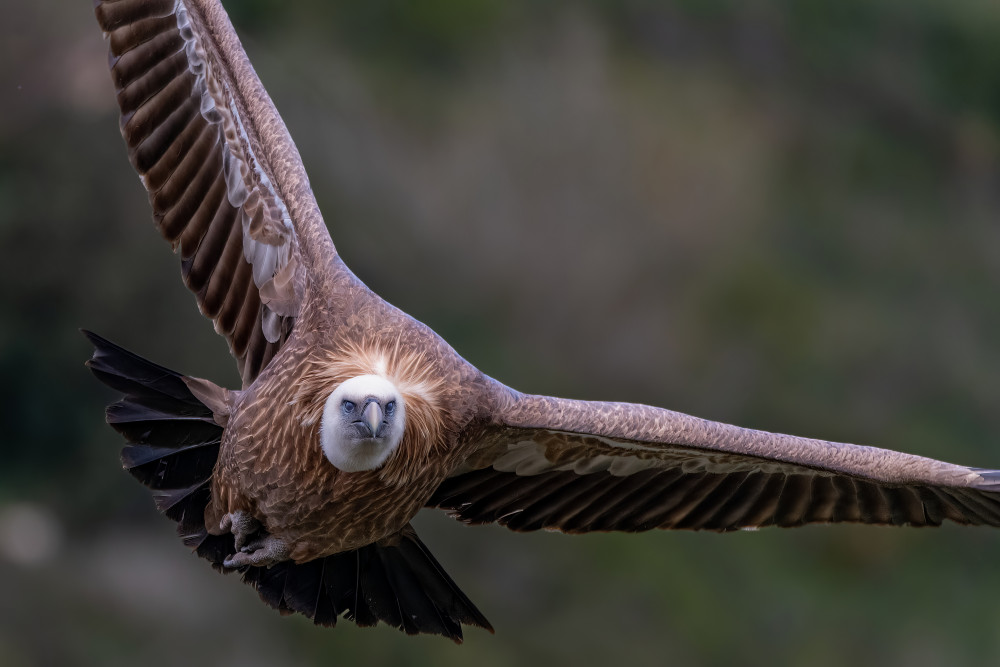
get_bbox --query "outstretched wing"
[430,393,1000,531]
[95,0,341,385]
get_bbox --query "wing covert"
[430,393,1000,532]
[95,0,337,385]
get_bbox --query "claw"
[220,511,261,552]
[219,511,288,568]
[223,534,290,569]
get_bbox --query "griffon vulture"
[86,0,1000,642]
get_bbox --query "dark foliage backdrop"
[3,0,1000,665]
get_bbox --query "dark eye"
[342,400,355,414]
[385,401,396,416]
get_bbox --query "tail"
[243,524,493,640]
[84,331,492,641]
[83,330,233,565]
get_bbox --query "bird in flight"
[88,0,1000,642]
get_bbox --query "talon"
[223,552,249,569]
[223,535,290,569]
[221,510,261,551]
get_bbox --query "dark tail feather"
[241,524,494,642]
[84,331,491,638]
[84,330,235,567]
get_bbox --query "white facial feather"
[320,375,406,472]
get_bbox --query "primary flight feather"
[87,0,1000,642]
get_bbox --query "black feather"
[280,557,324,616]
[84,330,208,406]
[357,545,404,629]
[84,331,231,567]
[378,541,453,637]
[240,525,491,642]
[393,530,493,633]
[124,443,220,489]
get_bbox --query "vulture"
[87,0,1000,643]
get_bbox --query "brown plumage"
[87,0,1000,643]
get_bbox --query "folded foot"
[219,511,289,568]
[223,533,290,568]
[219,510,261,552]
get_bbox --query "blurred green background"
[4,0,1000,665]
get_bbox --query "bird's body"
[87,0,1000,642]
[201,310,497,561]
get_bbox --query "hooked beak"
[362,400,383,437]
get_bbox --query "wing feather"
[431,393,1000,532]
[95,0,342,385]
[558,472,647,532]
[676,472,749,530]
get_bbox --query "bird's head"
[320,374,406,472]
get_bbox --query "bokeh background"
[4,0,1000,665]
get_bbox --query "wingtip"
[80,328,110,349]
[476,619,497,635]
[82,329,105,367]
[81,329,132,370]
[972,467,1000,492]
